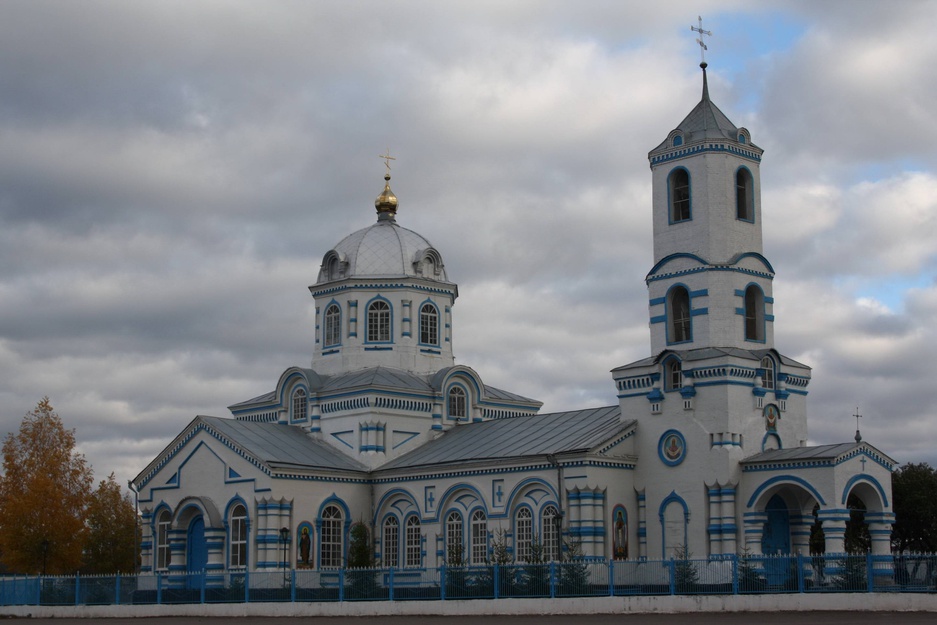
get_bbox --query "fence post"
[291,569,296,602]
[493,564,499,600]
[157,572,162,605]
[866,552,874,592]
[244,569,250,603]
[549,561,556,598]
[75,572,80,606]
[338,568,345,602]
[608,560,614,597]
[797,553,805,593]
[35,575,41,606]
[439,565,446,601]
[731,554,739,595]
[389,567,395,602]
[115,573,121,606]
[668,558,675,595]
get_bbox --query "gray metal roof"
[612,347,810,375]
[379,405,630,470]
[199,416,368,472]
[741,442,895,468]
[319,367,434,394]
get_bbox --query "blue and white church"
[133,61,896,580]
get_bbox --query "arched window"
[515,507,533,563]
[292,388,307,421]
[448,386,466,420]
[445,511,463,564]
[155,509,171,571]
[669,168,691,223]
[405,516,421,568]
[736,168,754,221]
[668,286,692,343]
[761,356,775,390]
[665,360,682,392]
[320,505,344,568]
[324,303,341,347]
[367,299,391,342]
[744,285,765,342]
[542,505,559,562]
[420,303,439,346]
[470,510,488,565]
[382,516,399,568]
[229,503,247,569]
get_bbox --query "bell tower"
[646,62,773,354]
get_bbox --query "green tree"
[0,398,93,574]
[83,473,138,574]
[892,463,937,553]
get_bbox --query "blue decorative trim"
[746,475,826,508]
[841,473,890,508]
[650,141,762,166]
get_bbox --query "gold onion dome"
[375,173,398,220]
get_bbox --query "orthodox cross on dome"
[379,148,396,176]
[853,407,863,443]
[690,16,712,65]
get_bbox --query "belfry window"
[324,304,341,347]
[761,357,775,390]
[420,303,438,346]
[744,285,765,342]
[669,168,691,223]
[367,300,391,342]
[668,286,692,343]
[448,386,466,420]
[736,168,754,221]
[229,503,247,569]
[665,360,682,391]
[383,516,399,567]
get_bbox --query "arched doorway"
[187,516,207,588]
[762,494,791,555]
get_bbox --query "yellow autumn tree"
[0,398,93,574]
[83,473,138,574]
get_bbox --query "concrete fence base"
[2,592,936,619]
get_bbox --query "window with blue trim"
[515,507,532,562]
[382,516,399,567]
[229,503,247,569]
[324,303,341,347]
[668,286,691,343]
[542,505,559,562]
[669,169,690,222]
[761,357,775,390]
[744,286,765,342]
[420,303,438,346]
[292,388,307,421]
[448,386,466,420]
[367,300,391,342]
[470,510,487,565]
[736,168,754,221]
[665,360,682,391]
[405,516,421,567]
[321,505,343,568]
[155,509,171,571]
[446,511,463,563]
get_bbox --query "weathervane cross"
[853,407,862,431]
[379,148,396,175]
[691,16,713,64]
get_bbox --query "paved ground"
[8,614,936,624]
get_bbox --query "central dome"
[316,219,448,283]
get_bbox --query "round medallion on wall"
[658,429,687,466]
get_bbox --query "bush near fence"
[1,553,934,606]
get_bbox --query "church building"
[133,60,896,582]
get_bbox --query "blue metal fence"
[1,553,934,606]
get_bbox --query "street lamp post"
[279,527,290,585]
[127,480,139,574]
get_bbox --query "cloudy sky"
[1,1,935,488]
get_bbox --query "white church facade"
[133,62,896,582]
